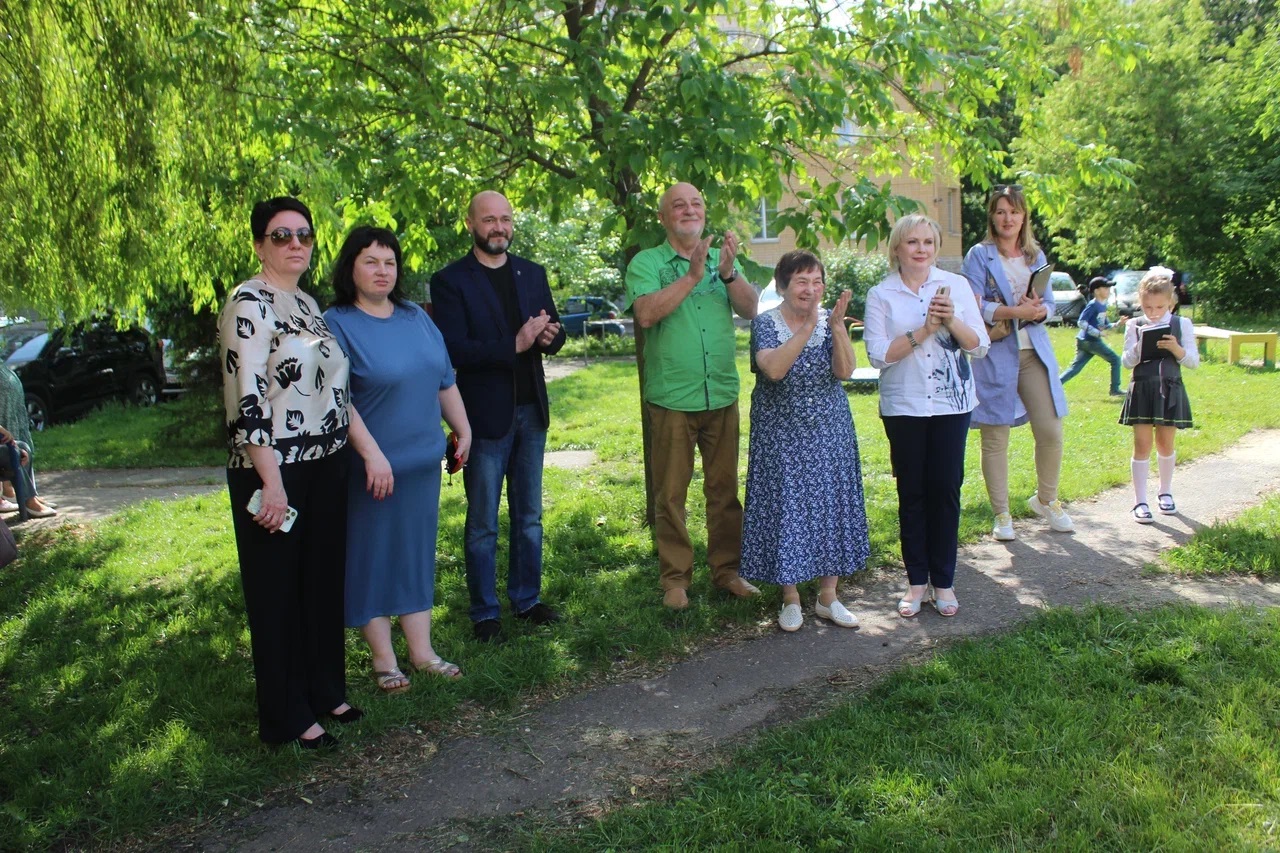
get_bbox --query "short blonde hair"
[887,214,942,271]
[1139,270,1174,298]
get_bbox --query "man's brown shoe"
[662,588,689,609]
[718,577,761,598]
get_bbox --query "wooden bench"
[1194,325,1277,367]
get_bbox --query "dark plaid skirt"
[1119,375,1193,428]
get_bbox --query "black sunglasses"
[266,227,316,247]
[992,184,1023,195]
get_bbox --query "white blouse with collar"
[864,267,990,418]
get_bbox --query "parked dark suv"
[559,296,628,337]
[3,319,166,430]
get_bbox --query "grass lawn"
[34,392,226,470]
[3,325,1279,848]
[523,604,1280,850]
[1158,491,1280,578]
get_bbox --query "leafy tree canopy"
[2,0,1131,319]
[1014,0,1280,309]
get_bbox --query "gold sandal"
[373,668,410,693]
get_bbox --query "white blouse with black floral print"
[217,279,351,469]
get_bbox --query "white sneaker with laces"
[1028,495,1074,532]
[992,512,1015,541]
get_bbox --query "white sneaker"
[1028,495,1074,532]
[992,512,1015,541]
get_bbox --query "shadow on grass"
[0,499,274,848]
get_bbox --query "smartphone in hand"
[246,488,298,533]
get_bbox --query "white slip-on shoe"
[778,602,803,632]
[1028,495,1074,533]
[814,599,859,628]
[992,512,1015,541]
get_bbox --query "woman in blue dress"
[325,226,472,692]
[741,250,871,632]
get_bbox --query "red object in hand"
[444,432,463,475]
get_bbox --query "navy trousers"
[881,412,971,589]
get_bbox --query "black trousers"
[881,412,971,590]
[227,447,350,744]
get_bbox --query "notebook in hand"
[1139,323,1176,362]
[1028,262,1054,298]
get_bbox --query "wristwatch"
[906,329,920,349]
[718,269,738,284]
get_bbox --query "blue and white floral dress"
[740,308,871,585]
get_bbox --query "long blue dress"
[323,302,455,626]
[741,308,871,585]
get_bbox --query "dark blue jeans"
[881,412,971,590]
[463,403,547,622]
[1059,337,1120,393]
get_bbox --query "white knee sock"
[1157,452,1176,495]
[1132,458,1150,505]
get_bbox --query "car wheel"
[130,373,160,408]
[26,392,49,432]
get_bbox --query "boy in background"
[1059,276,1124,396]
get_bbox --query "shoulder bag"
[984,270,1013,342]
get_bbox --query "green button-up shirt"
[625,241,742,412]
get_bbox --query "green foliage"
[1014,0,1280,311]
[529,605,1280,850]
[822,248,890,318]
[513,200,624,302]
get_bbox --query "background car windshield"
[4,331,48,362]
[1113,272,1142,294]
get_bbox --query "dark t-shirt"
[482,261,537,406]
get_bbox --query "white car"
[1046,272,1085,325]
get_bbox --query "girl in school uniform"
[1119,271,1199,523]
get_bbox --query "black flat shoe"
[329,706,364,724]
[473,618,504,643]
[297,731,339,750]
[514,602,562,625]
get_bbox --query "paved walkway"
[184,430,1280,851]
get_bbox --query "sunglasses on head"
[266,227,315,247]
[992,184,1023,195]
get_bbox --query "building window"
[836,116,861,146]
[752,198,780,242]
[947,188,959,235]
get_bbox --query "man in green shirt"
[625,182,761,609]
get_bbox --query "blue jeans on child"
[462,403,547,623]
[1059,337,1121,394]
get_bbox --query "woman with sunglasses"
[963,185,1072,543]
[324,226,471,692]
[217,196,366,749]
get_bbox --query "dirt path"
[181,430,1280,852]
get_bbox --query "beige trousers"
[979,349,1064,514]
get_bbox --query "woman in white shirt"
[865,215,989,617]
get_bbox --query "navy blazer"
[429,252,566,439]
